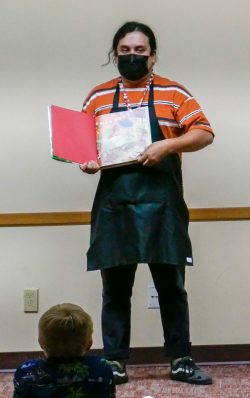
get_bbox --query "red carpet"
[1,364,250,397]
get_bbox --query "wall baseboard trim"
[1,345,250,369]
[0,211,91,227]
[0,207,250,227]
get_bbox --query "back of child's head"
[38,303,93,358]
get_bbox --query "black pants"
[101,263,191,361]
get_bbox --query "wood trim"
[189,207,250,222]
[0,212,91,227]
[0,207,249,227]
[1,345,250,369]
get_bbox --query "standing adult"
[80,21,214,385]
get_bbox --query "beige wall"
[0,0,250,352]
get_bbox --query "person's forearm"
[166,129,214,154]
[138,128,214,166]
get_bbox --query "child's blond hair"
[38,303,93,357]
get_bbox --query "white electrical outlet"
[24,288,39,312]
[147,285,159,309]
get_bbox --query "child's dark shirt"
[13,355,115,398]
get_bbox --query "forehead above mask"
[117,31,152,54]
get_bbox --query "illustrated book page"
[96,106,152,168]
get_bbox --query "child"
[13,303,116,397]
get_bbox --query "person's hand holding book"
[79,161,100,174]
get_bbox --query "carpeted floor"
[1,364,250,397]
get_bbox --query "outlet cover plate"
[24,288,39,312]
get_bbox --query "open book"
[48,105,152,169]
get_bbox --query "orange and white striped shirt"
[82,74,213,139]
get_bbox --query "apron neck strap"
[112,84,121,112]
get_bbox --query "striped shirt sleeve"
[82,88,97,116]
[173,84,213,134]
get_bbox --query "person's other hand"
[79,161,100,174]
[138,140,170,167]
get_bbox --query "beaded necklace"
[118,72,154,110]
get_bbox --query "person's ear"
[38,335,44,349]
[151,53,156,65]
[85,337,93,351]
[38,335,48,357]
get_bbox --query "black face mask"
[117,54,149,81]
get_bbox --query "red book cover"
[48,105,98,164]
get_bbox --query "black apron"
[87,83,193,270]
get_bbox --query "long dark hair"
[104,21,157,65]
